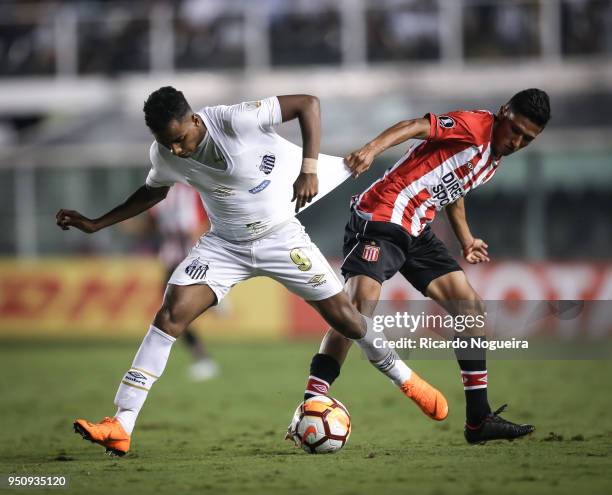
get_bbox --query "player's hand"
[345,146,376,178]
[462,238,490,264]
[55,209,99,233]
[292,173,318,213]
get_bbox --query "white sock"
[114,325,176,435]
[354,314,412,386]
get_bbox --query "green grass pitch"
[1,340,611,495]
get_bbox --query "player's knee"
[153,304,187,338]
[474,297,486,317]
[458,295,486,336]
[345,276,380,318]
[464,294,486,317]
[314,292,366,340]
[334,305,366,340]
[350,295,376,318]
[454,290,485,317]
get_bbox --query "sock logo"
[311,383,328,394]
[306,377,329,395]
[127,371,147,380]
[461,371,487,390]
[124,370,148,387]
[374,351,395,373]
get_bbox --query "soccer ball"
[286,396,351,454]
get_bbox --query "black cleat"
[464,404,534,444]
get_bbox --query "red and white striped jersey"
[353,110,501,237]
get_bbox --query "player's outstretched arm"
[446,198,489,264]
[56,184,169,233]
[277,95,321,213]
[345,118,430,178]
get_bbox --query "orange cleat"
[400,371,448,421]
[73,417,131,457]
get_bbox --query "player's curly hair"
[508,88,551,127]
[143,86,192,135]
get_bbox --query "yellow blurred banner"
[0,258,285,339]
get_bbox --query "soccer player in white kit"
[56,87,446,456]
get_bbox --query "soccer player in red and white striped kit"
[299,89,550,443]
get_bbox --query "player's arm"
[346,118,431,177]
[56,184,169,234]
[445,198,490,264]
[277,95,321,212]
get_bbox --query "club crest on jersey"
[439,116,455,129]
[185,258,209,280]
[249,180,271,194]
[259,153,276,175]
[361,243,380,262]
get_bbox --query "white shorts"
[168,219,343,303]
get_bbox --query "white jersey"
[146,97,351,242]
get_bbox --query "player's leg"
[425,271,535,443]
[308,275,448,421]
[307,290,421,399]
[74,283,216,456]
[121,284,217,425]
[300,212,393,396]
[162,266,218,381]
[425,272,490,423]
[264,218,446,420]
[303,275,379,398]
[74,233,245,455]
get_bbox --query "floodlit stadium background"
[0,0,611,339]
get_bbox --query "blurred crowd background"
[0,0,611,338]
[1,0,611,259]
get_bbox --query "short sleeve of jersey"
[199,97,282,153]
[145,142,178,188]
[425,110,492,146]
[229,96,282,136]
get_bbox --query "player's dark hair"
[507,88,551,127]
[143,86,191,135]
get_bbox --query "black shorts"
[341,210,462,295]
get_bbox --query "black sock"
[454,336,491,425]
[304,353,340,400]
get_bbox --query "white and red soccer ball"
[286,396,351,454]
